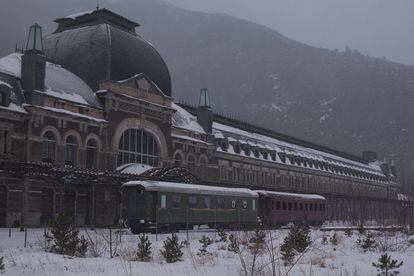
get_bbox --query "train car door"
[146,192,157,220]
[0,186,7,227]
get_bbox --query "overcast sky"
[163,0,414,65]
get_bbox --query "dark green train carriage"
[121,180,259,234]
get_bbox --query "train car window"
[276,201,280,210]
[310,203,313,211]
[282,202,287,210]
[204,197,211,209]
[299,203,303,210]
[305,203,308,211]
[242,200,248,209]
[288,202,292,211]
[188,196,197,208]
[294,202,298,211]
[217,197,225,209]
[160,194,167,209]
[172,195,181,208]
[252,200,256,211]
[271,201,275,210]
[319,203,323,211]
[314,203,318,211]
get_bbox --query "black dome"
[43,9,172,96]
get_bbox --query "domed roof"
[43,9,172,96]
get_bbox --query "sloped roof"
[0,53,101,108]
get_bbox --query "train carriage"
[257,190,326,227]
[121,180,259,233]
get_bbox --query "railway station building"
[0,8,411,228]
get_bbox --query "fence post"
[24,227,27,248]
[109,228,113,258]
[186,206,189,241]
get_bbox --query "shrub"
[137,234,152,262]
[372,253,403,276]
[321,235,329,245]
[344,228,353,237]
[227,234,239,253]
[198,235,213,256]
[357,232,377,251]
[216,227,227,243]
[160,233,184,263]
[248,228,266,254]
[408,238,414,245]
[330,233,338,246]
[44,212,88,256]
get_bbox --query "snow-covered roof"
[256,190,326,200]
[0,53,101,108]
[213,121,385,179]
[172,134,210,145]
[117,163,153,175]
[123,180,258,198]
[24,105,106,123]
[171,102,206,134]
[63,10,95,20]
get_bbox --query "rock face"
[2,0,414,174]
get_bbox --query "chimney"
[390,159,397,177]
[197,88,213,134]
[21,23,46,105]
[362,151,378,163]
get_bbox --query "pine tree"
[45,212,88,256]
[227,234,239,253]
[216,227,227,243]
[372,253,403,276]
[357,232,377,251]
[0,256,4,272]
[160,233,184,263]
[137,234,152,262]
[287,225,311,253]
[198,235,213,256]
[280,238,296,266]
[344,228,353,237]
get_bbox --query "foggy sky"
[163,0,414,65]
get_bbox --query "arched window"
[187,155,196,173]
[65,135,78,166]
[174,153,183,167]
[117,129,159,167]
[41,131,56,163]
[86,139,98,169]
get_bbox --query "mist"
[164,0,414,65]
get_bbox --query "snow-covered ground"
[1,227,413,275]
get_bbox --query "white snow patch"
[64,10,95,19]
[117,163,153,175]
[172,103,206,134]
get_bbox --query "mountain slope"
[1,0,414,175]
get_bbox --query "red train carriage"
[257,190,326,227]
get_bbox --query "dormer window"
[234,144,241,154]
[270,152,276,161]
[0,92,5,106]
[254,149,260,158]
[220,141,228,151]
[262,152,268,160]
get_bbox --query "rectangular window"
[310,203,313,211]
[252,200,256,211]
[172,195,181,208]
[276,201,280,210]
[217,197,225,209]
[288,202,292,211]
[305,203,308,211]
[160,194,167,209]
[203,197,211,209]
[282,202,287,210]
[299,203,303,211]
[294,202,298,211]
[188,196,197,208]
[314,203,318,211]
[271,201,275,210]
